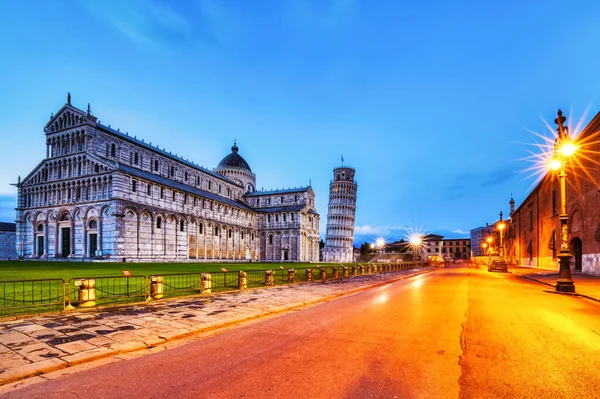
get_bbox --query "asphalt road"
[3,267,600,398]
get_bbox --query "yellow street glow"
[498,222,506,230]
[376,238,385,248]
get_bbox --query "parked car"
[488,259,508,273]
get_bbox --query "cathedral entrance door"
[283,250,289,261]
[89,234,98,257]
[61,227,71,257]
[36,236,44,257]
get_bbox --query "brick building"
[506,111,600,275]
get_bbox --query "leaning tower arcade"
[322,165,357,263]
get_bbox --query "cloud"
[452,229,467,234]
[79,0,198,48]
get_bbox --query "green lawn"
[0,261,351,281]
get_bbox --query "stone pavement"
[509,266,600,302]
[0,268,432,387]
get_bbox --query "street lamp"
[376,238,385,253]
[482,242,487,257]
[549,109,576,293]
[486,236,493,258]
[497,211,506,259]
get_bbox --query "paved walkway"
[509,266,600,302]
[0,268,432,388]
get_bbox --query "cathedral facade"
[15,96,320,262]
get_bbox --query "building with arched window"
[15,95,320,262]
[497,111,600,275]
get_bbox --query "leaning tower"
[322,164,358,263]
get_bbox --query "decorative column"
[82,217,87,257]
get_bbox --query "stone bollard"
[78,278,96,308]
[238,271,247,289]
[306,268,313,282]
[150,275,164,299]
[366,265,372,274]
[265,270,274,286]
[201,273,212,294]
[352,266,358,276]
[343,266,349,277]
[288,268,296,283]
[332,267,339,278]
[359,265,365,275]
[320,267,327,280]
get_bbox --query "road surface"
[3,267,600,398]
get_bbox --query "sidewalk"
[0,268,432,388]
[509,266,600,302]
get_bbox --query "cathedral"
[15,95,321,262]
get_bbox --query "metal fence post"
[265,270,274,286]
[288,268,296,283]
[78,278,96,308]
[238,271,247,289]
[150,275,164,299]
[201,273,212,294]
[332,267,339,278]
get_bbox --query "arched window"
[37,224,44,232]
[111,143,116,157]
[228,229,232,238]
[215,226,220,236]
[180,220,185,232]
[88,220,97,229]
[241,231,244,239]
[268,234,273,245]
[199,223,203,234]
[157,217,162,229]
[60,213,69,221]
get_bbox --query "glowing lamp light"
[559,141,577,157]
[376,238,385,249]
[498,222,506,231]
[549,158,562,171]
[409,235,422,246]
[486,237,492,244]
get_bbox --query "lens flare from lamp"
[376,238,385,249]
[549,158,561,170]
[560,142,577,157]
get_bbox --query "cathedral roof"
[244,186,311,197]
[117,164,253,212]
[216,143,251,172]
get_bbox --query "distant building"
[322,165,358,263]
[470,224,492,257]
[442,238,471,259]
[499,110,600,274]
[15,95,320,262]
[0,222,17,260]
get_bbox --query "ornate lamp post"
[482,243,487,257]
[497,211,506,259]
[486,236,493,259]
[549,110,576,293]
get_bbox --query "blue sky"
[1,0,599,245]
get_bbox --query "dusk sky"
[1,0,600,245]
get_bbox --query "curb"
[0,268,435,387]
[511,272,600,303]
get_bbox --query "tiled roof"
[117,164,254,212]
[0,222,16,232]
[245,187,310,197]
[97,123,240,187]
[308,209,319,215]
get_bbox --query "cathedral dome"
[216,143,251,172]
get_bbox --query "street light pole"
[498,211,505,259]
[552,110,575,293]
